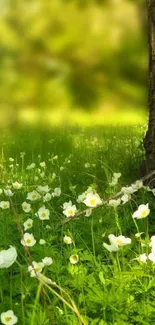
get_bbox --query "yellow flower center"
[32,194,36,199]
[41,212,47,218]
[141,211,147,217]
[90,199,96,205]
[26,239,31,244]
[5,317,12,322]
[3,204,8,208]
[116,239,123,245]
[68,209,74,215]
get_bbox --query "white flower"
[27,190,41,201]
[148,252,155,263]
[0,246,17,268]
[40,161,46,167]
[121,186,137,195]
[63,201,77,217]
[84,163,90,168]
[23,219,33,231]
[28,261,44,277]
[83,193,102,208]
[0,310,18,325]
[77,193,86,203]
[63,235,73,244]
[132,203,150,219]
[69,254,79,264]
[22,202,31,213]
[12,182,23,189]
[0,201,10,209]
[43,193,52,202]
[121,194,131,204]
[9,157,14,162]
[42,257,53,266]
[39,239,46,245]
[26,163,36,170]
[37,206,50,220]
[37,185,50,194]
[109,178,118,186]
[134,253,147,263]
[108,198,121,207]
[132,180,143,190]
[4,189,14,197]
[108,234,131,247]
[52,187,61,197]
[21,233,36,247]
[103,243,119,252]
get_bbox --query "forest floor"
[0,124,155,325]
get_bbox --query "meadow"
[1,123,155,325]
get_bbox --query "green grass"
[1,123,155,325]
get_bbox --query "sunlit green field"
[1,124,155,325]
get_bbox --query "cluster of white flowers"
[28,256,53,277]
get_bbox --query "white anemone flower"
[21,233,36,247]
[77,193,86,203]
[37,206,50,220]
[108,234,131,247]
[132,203,150,219]
[121,194,131,204]
[148,252,155,263]
[0,310,18,325]
[42,257,53,266]
[26,163,36,170]
[83,193,102,208]
[103,243,119,252]
[63,201,77,217]
[69,254,79,264]
[134,253,147,263]
[63,235,73,244]
[108,198,121,207]
[43,193,52,202]
[23,218,33,231]
[132,180,143,190]
[0,246,17,268]
[27,190,41,201]
[36,185,50,194]
[12,182,23,189]
[4,189,14,197]
[121,186,137,195]
[28,261,44,277]
[40,161,46,167]
[52,187,61,197]
[0,201,10,209]
[22,202,31,213]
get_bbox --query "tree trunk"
[144,0,155,174]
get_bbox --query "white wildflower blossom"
[0,310,18,325]
[22,202,31,213]
[132,203,150,219]
[0,201,10,209]
[27,190,41,201]
[21,233,36,247]
[12,182,23,189]
[37,206,50,220]
[23,219,33,231]
[83,193,102,208]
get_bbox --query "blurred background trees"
[0,0,147,125]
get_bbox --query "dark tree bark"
[144,0,155,174]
